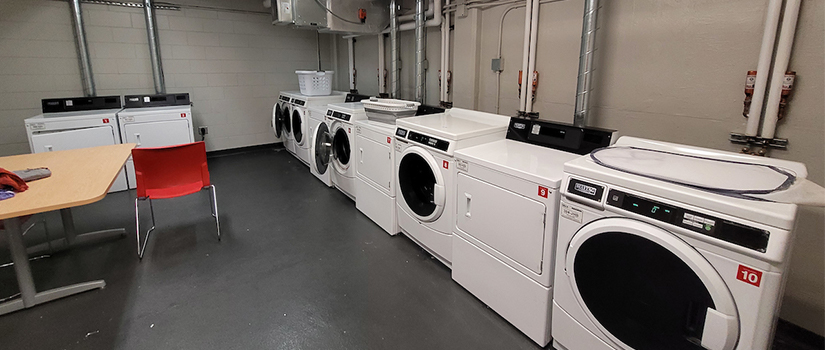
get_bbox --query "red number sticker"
[443,160,449,169]
[180,113,186,118]
[538,186,548,198]
[387,137,392,143]
[737,265,762,287]
[102,118,109,123]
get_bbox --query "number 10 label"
[737,265,763,287]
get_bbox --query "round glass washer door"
[292,108,304,145]
[282,105,292,135]
[273,103,283,138]
[312,122,331,175]
[331,123,351,175]
[565,217,739,350]
[397,146,445,222]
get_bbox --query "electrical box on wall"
[272,0,390,35]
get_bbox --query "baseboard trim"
[206,142,283,158]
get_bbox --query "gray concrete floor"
[0,147,821,350]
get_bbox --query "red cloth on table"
[0,167,28,192]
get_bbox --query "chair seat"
[145,181,205,200]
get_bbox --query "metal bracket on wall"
[729,132,788,150]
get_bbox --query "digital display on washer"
[407,131,449,152]
[331,111,350,121]
[395,128,407,137]
[606,189,769,252]
[293,99,306,106]
[280,95,290,102]
[327,110,333,116]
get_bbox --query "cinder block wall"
[0,0,332,154]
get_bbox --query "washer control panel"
[606,189,770,252]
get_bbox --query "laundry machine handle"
[701,308,738,350]
[433,183,445,206]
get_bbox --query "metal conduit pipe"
[144,0,166,94]
[69,0,95,96]
[414,0,426,103]
[390,0,400,98]
[518,0,533,113]
[573,0,598,127]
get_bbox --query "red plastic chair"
[132,142,220,259]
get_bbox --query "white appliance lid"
[327,102,365,115]
[396,108,509,140]
[591,146,796,196]
[455,139,579,188]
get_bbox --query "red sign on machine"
[102,118,109,124]
[180,113,186,118]
[442,160,449,169]
[538,186,548,198]
[387,137,392,144]
[737,265,762,287]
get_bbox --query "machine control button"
[684,213,694,220]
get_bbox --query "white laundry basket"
[296,70,334,96]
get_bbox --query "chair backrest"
[131,142,210,199]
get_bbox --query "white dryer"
[308,106,332,187]
[552,137,808,350]
[24,95,128,192]
[354,119,400,235]
[315,102,368,200]
[394,108,509,267]
[288,91,347,166]
[451,118,616,346]
[118,93,194,189]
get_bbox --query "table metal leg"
[1,216,106,317]
[24,208,126,256]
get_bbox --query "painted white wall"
[0,0,332,154]
[451,0,824,335]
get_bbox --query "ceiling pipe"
[524,0,540,113]
[384,0,441,33]
[399,0,434,21]
[518,0,533,113]
[760,0,802,140]
[745,0,783,137]
[378,33,386,95]
[144,0,166,94]
[390,0,400,98]
[440,0,450,104]
[572,0,599,127]
[68,0,95,97]
[414,0,426,103]
[348,37,356,92]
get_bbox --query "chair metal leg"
[209,185,221,241]
[135,197,156,260]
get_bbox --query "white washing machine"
[118,93,194,189]
[272,93,292,144]
[24,95,128,192]
[451,118,616,346]
[394,108,510,267]
[552,137,807,350]
[316,102,368,200]
[288,91,347,166]
[308,106,333,187]
[280,90,300,157]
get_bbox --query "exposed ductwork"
[144,0,166,94]
[414,0,426,103]
[69,0,96,97]
[573,0,599,127]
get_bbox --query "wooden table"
[0,143,135,316]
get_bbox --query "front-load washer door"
[313,122,332,175]
[292,107,305,146]
[398,146,446,222]
[332,123,352,175]
[273,103,284,138]
[565,217,739,350]
[282,105,292,136]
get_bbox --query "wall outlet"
[198,126,208,136]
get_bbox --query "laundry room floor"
[0,146,821,350]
